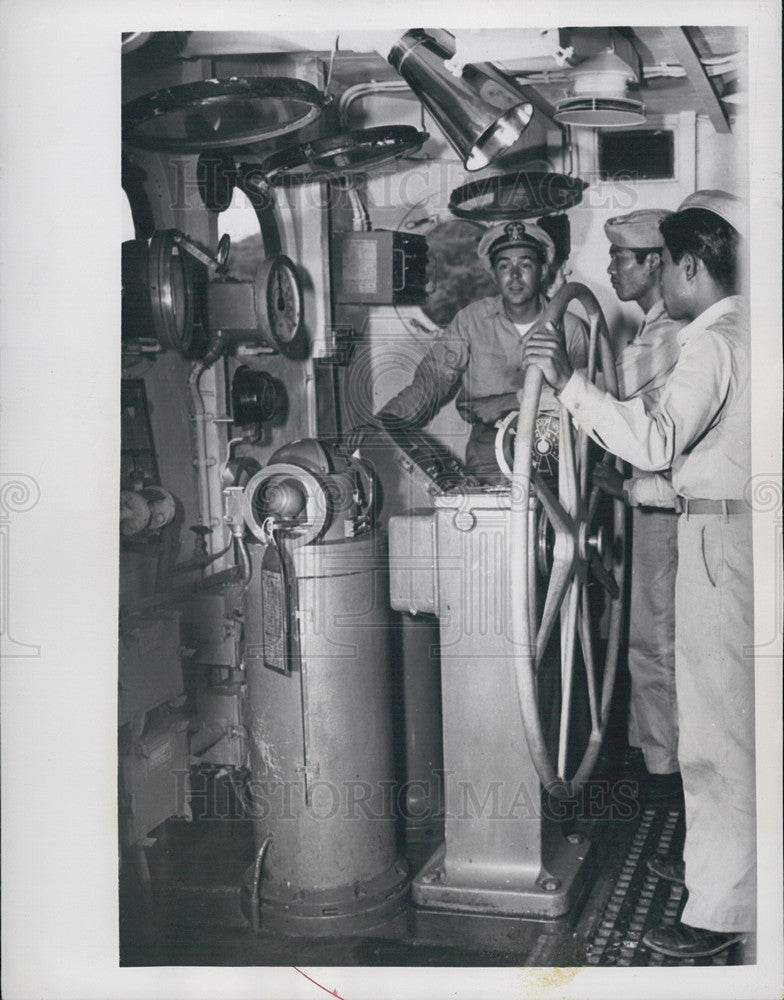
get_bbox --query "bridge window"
[218,186,263,282]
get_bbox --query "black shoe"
[642,922,744,958]
[644,771,683,807]
[646,855,685,884]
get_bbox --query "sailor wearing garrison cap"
[523,191,754,959]
[345,218,586,481]
[676,188,746,236]
[604,208,673,251]
[597,208,686,813]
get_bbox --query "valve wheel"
[507,282,626,798]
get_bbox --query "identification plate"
[261,542,292,674]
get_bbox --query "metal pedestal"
[390,491,594,920]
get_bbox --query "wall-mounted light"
[388,30,534,171]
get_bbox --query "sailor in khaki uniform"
[523,191,754,959]
[597,209,684,801]
[346,221,588,480]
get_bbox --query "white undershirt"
[513,320,536,338]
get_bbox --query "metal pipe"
[121,566,242,614]
[235,533,252,587]
[250,835,273,934]
[388,30,533,172]
[169,539,234,575]
[337,79,414,131]
[189,363,232,568]
[189,364,216,549]
[345,185,372,232]
[189,722,226,757]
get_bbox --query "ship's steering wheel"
[503,282,626,799]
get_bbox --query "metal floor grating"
[582,806,743,967]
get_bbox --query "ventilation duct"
[555,50,646,128]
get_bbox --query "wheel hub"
[578,522,605,561]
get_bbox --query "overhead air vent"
[555,96,646,128]
[555,50,646,128]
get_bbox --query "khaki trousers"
[676,513,756,932]
[627,507,679,774]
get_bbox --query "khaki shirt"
[560,296,749,501]
[616,298,684,507]
[616,298,683,407]
[379,295,588,428]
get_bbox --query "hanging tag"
[260,530,292,675]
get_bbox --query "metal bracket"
[222,486,246,532]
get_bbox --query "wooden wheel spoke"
[558,404,579,518]
[588,452,619,521]
[577,427,590,509]
[527,508,537,648]
[586,312,600,383]
[590,552,620,599]
[588,482,602,523]
[578,313,601,507]
[577,588,601,734]
[536,553,575,666]
[557,576,580,779]
[532,471,575,535]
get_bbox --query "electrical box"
[207,280,258,333]
[181,593,243,668]
[332,230,429,305]
[119,713,191,846]
[118,611,183,725]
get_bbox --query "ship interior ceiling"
[118,26,753,969]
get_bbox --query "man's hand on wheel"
[523,321,573,392]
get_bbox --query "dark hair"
[632,247,663,265]
[659,208,740,291]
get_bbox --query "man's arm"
[524,324,733,473]
[624,474,678,508]
[377,322,471,428]
[594,463,677,508]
